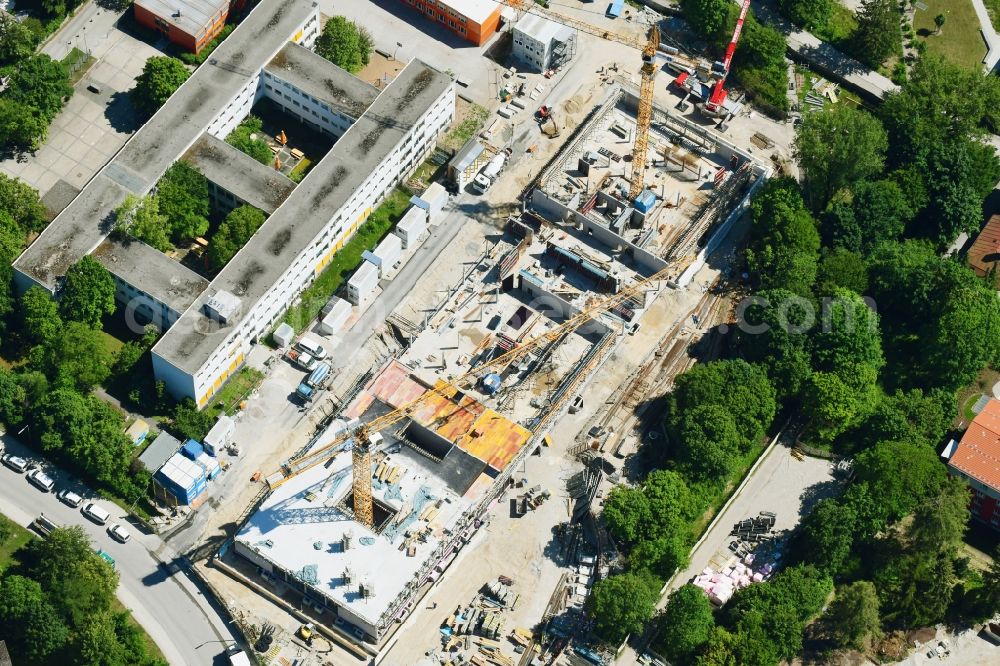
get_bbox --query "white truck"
[472,151,508,195]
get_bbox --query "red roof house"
[945,398,1000,531]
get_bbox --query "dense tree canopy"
[30,321,115,389]
[589,570,661,643]
[60,256,117,329]
[315,16,373,73]
[5,54,72,123]
[794,105,887,211]
[746,177,821,296]
[156,162,210,243]
[20,286,62,346]
[226,115,273,165]
[778,0,832,30]
[851,440,947,527]
[209,205,266,269]
[0,173,48,233]
[676,404,742,479]
[681,0,731,38]
[854,0,901,67]
[826,581,881,649]
[116,194,172,252]
[132,56,190,116]
[0,13,38,65]
[658,585,715,662]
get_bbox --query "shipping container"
[347,261,379,305]
[395,206,427,249]
[203,414,234,456]
[373,234,402,275]
[318,297,351,335]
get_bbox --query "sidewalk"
[970,0,1000,71]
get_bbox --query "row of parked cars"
[1,449,130,543]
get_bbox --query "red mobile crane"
[703,0,752,117]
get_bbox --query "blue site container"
[607,0,624,18]
[181,439,204,461]
[634,188,656,213]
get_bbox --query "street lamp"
[393,41,403,60]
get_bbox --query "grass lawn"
[914,0,986,71]
[0,513,33,573]
[441,102,489,152]
[796,65,870,111]
[111,599,168,664]
[955,367,1000,427]
[205,366,264,418]
[282,187,413,332]
[61,47,96,86]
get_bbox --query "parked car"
[107,523,130,543]
[1,453,28,473]
[26,468,55,492]
[294,337,327,360]
[81,502,111,525]
[57,489,83,507]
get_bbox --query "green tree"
[589,570,660,643]
[31,321,114,389]
[0,98,49,150]
[0,367,26,428]
[816,247,868,295]
[812,289,883,378]
[132,56,190,116]
[745,177,821,296]
[0,173,47,233]
[826,581,881,649]
[920,138,998,246]
[794,105,887,210]
[315,16,373,73]
[644,469,704,528]
[793,499,857,575]
[677,404,742,478]
[0,13,39,65]
[803,371,865,443]
[854,388,952,449]
[629,532,690,579]
[22,527,118,627]
[602,485,652,544]
[171,398,214,441]
[854,0,901,67]
[156,161,210,243]
[670,359,777,446]
[208,205,266,269]
[0,574,69,661]
[658,584,716,662]
[696,626,738,666]
[824,179,912,255]
[5,54,72,123]
[116,194,172,251]
[60,256,116,328]
[20,285,62,345]
[225,115,273,165]
[933,13,945,34]
[908,475,970,556]
[778,0,832,30]
[852,439,947,526]
[737,289,813,401]
[681,0,732,38]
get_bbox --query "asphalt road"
[0,435,239,666]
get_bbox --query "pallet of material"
[375,462,387,481]
[387,466,402,484]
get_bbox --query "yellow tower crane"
[495,0,691,200]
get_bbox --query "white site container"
[347,261,379,305]
[202,414,235,456]
[395,206,427,249]
[273,322,294,348]
[373,234,402,275]
[318,297,352,335]
[412,182,448,224]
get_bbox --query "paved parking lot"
[0,30,161,203]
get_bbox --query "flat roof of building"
[442,0,500,25]
[154,60,452,375]
[265,42,379,119]
[513,12,574,43]
[13,0,318,290]
[91,236,209,315]
[138,431,183,473]
[135,0,228,39]
[184,134,296,215]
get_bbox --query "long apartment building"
[13,0,455,407]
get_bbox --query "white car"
[107,523,130,543]
[81,502,111,525]
[1,453,27,473]
[26,468,54,492]
[56,489,83,507]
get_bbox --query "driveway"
[0,435,240,666]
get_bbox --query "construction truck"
[285,348,316,372]
[471,151,508,195]
[296,362,332,404]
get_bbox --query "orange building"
[400,0,502,46]
[134,0,231,54]
[945,398,1000,532]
